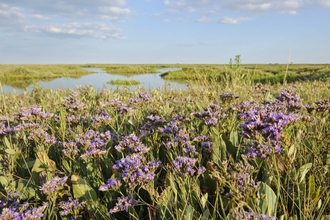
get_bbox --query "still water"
[1,68,187,94]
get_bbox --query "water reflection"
[1,68,187,94]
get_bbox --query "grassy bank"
[0,65,92,89]
[107,79,141,85]
[82,64,164,75]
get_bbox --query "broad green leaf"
[258,183,277,216]
[200,193,208,209]
[184,205,194,220]
[229,130,239,147]
[21,158,35,169]
[0,176,8,187]
[4,137,12,149]
[288,145,296,158]
[11,179,38,200]
[71,174,97,206]
[5,148,15,155]
[201,209,210,220]
[297,163,312,184]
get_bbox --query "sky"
[0,0,329,64]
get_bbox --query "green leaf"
[183,205,194,220]
[71,174,97,206]
[22,158,35,169]
[308,175,315,199]
[4,137,12,149]
[11,179,38,200]
[0,176,8,187]
[258,182,277,216]
[200,193,208,209]
[201,209,210,220]
[297,163,312,184]
[229,130,239,147]
[5,148,16,155]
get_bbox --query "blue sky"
[0,0,329,64]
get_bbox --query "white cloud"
[0,3,26,27]
[1,0,131,20]
[31,14,49,20]
[163,0,330,14]
[163,18,171,22]
[98,6,131,15]
[310,0,330,7]
[219,16,252,24]
[163,0,195,12]
[32,22,124,39]
[196,15,211,23]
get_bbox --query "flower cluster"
[306,99,330,113]
[99,132,161,214]
[63,93,86,112]
[61,129,111,158]
[115,133,150,154]
[102,97,134,116]
[275,87,304,111]
[232,162,260,192]
[13,106,55,122]
[60,197,86,218]
[0,201,48,220]
[102,154,161,189]
[238,108,302,157]
[91,110,112,127]
[109,194,140,214]
[193,135,212,153]
[232,210,276,220]
[172,156,205,176]
[40,176,68,196]
[28,128,56,146]
[220,92,238,101]
[128,93,153,104]
[140,115,164,136]
[191,104,226,126]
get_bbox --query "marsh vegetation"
[0,61,330,219]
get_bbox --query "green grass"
[107,79,141,85]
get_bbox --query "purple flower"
[109,194,139,214]
[114,134,150,154]
[60,197,86,217]
[172,156,203,176]
[40,176,68,196]
[63,93,86,112]
[109,154,161,189]
[99,178,122,191]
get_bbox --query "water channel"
[1,67,187,94]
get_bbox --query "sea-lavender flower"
[201,141,213,153]
[158,120,182,137]
[172,156,204,176]
[238,102,306,158]
[80,148,107,159]
[275,87,304,111]
[99,178,122,191]
[232,210,276,220]
[109,154,161,189]
[220,92,238,101]
[191,104,226,126]
[40,176,68,196]
[114,134,150,154]
[140,115,164,136]
[109,194,140,214]
[102,98,134,116]
[60,197,86,218]
[63,93,86,112]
